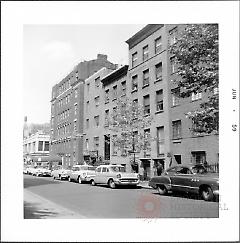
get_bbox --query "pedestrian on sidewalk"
[156,162,163,176]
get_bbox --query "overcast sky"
[23,24,145,124]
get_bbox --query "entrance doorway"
[104,134,110,161]
[174,155,182,164]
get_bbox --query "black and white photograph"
[1,1,239,242]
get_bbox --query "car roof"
[97,165,124,168]
[73,165,93,167]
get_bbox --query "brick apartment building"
[82,24,218,180]
[49,25,219,179]
[50,54,116,168]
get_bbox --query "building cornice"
[126,24,164,50]
[101,65,128,86]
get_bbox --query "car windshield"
[110,166,126,172]
[191,165,207,174]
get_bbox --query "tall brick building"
[50,54,116,168]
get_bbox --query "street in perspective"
[23,24,219,219]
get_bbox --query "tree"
[107,97,152,169]
[170,24,219,134]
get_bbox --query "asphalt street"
[24,174,219,218]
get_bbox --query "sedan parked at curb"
[149,164,219,201]
[51,168,71,180]
[68,165,96,183]
[89,165,140,189]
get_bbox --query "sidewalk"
[24,189,86,219]
[139,180,152,189]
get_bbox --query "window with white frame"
[143,69,149,86]
[143,94,150,115]
[121,81,126,96]
[155,62,163,80]
[74,104,77,115]
[105,89,109,103]
[156,89,163,112]
[143,45,149,61]
[132,52,138,67]
[112,85,117,100]
[172,120,182,139]
[95,96,100,107]
[157,126,165,155]
[94,115,100,127]
[132,75,138,91]
[171,88,180,106]
[95,77,100,88]
[169,27,178,45]
[170,57,177,74]
[155,36,162,54]
[191,92,202,101]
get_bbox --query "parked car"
[23,166,29,174]
[51,168,71,180]
[89,165,140,189]
[32,167,51,177]
[68,165,96,183]
[27,166,37,175]
[149,164,219,201]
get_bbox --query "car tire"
[91,180,96,186]
[201,186,214,201]
[109,179,116,189]
[157,185,167,195]
[78,176,82,184]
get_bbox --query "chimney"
[97,54,107,60]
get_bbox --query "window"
[143,95,150,115]
[105,110,109,126]
[85,139,89,150]
[75,71,78,81]
[144,129,151,156]
[95,96,100,107]
[157,126,165,155]
[86,101,89,113]
[75,89,78,98]
[94,115,100,127]
[213,87,219,95]
[96,167,101,173]
[172,120,182,139]
[191,92,202,101]
[93,137,99,151]
[74,104,77,115]
[74,120,77,131]
[171,88,180,106]
[132,75,138,91]
[112,135,117,155]
[95,77,100,88]
[132,52,138,67]
[143,69,149,86]
[113,85,117,100]
[87,83,90,93]
[38,141,43,151]
[86,119,89,129]
[143,45,149,61]
[155,36,162,54]
[170,57,177,74]
[121,81,126,96]
[105,89,109,103]
[191,151,206,164]
[169,27,178,45]
[156,90,163,112]
[155,62,163,80]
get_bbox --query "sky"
[23,24,145,124]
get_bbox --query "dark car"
[149,164,219,201]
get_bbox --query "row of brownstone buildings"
[50,24,219,180]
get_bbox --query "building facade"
[23,131,50,166]
[50,54,116,168]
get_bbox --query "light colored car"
[51,168,71,180]
[89,165,140,189]
[32,167,51,177]
[27,166,36,175]
[68,165,96,183]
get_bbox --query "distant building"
[50,54,117,168]
[23,130,50,166]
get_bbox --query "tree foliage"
[107,97,152,159]
[170,24,219,134]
